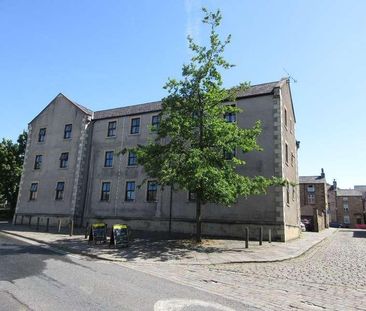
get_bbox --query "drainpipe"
[80,119,94,226]
[169,184,173,235]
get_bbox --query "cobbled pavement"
[119,229,366,310]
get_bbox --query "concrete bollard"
[46,218,49,232]
[245,227,249,249]
[268,228,272,243]
[259,226,263,246]
[36,217,40,231]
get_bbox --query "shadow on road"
[1,222,246,263]
[0,234,73,282]
[352,230,366,238]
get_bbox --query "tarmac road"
[0,232,256,311]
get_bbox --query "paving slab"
[0,222,337,265]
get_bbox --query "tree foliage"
[0,130,27,210]
[132,9,282,241]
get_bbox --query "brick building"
[335,189,365,228]
[299,169,329,231]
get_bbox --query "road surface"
[0,232,255,311]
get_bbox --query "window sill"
[127,165,138,168]
[128,133,141,136]
[105,136,117,139]
[103,166,114,169]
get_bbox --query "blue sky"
[0,0,365,188]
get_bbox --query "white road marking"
[154,298,236,311]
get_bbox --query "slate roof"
[30,79,289,123]
[92,80,287,120]
[236,80,284,98]
[299,176,326,184]
[337,189,363,197]
[93,101,161,120]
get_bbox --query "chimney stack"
[333,179,337,190]
[321,168,325,179]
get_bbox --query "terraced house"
[14,78,300,241]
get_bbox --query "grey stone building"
[14,78,300,241]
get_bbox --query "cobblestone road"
[121,229,366,310]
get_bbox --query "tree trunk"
[195,198,202,243]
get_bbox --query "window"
[60,152,69,168]
[356,217,362,225]
[29,183,38,200]
[151,115,160,131]
[125,181,135,201]
[104,151,114,167]
[188,191,196,201]
[55,182,64,200]
[290,119,293,133]
[38,128,46,142]
[64,124,72,139]
[224,149,236,160]
[107,121,117,137]
[292,186,296,201]
[343,201,349,212]
[307,193,315,204]
[34,155,42,169]
[224,105,236,123]
[286,185,290,205]
[307,185,315,193]
[101,182,111,201]
[344,215,350,224]
[130,118,140,134]
[147,181,158,202]
[128,151,137,166]
[291,153,295,167]
[285,143,289,164]
[284,108,288,128]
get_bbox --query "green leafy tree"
[133,9,281,242]
[0,130,27,211]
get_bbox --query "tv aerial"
[283,68,297,83]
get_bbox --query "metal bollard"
[21,216,24,225]
[14,214,18,225]
[259,226,263,246]
[245,227,249,249]
[36,217,40,231]
[268,228,272,243]
[84,222,89,239]
[46,218,49,232]
[28,216,32,227]
[69,219,74,236]
[58,219,62,233]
